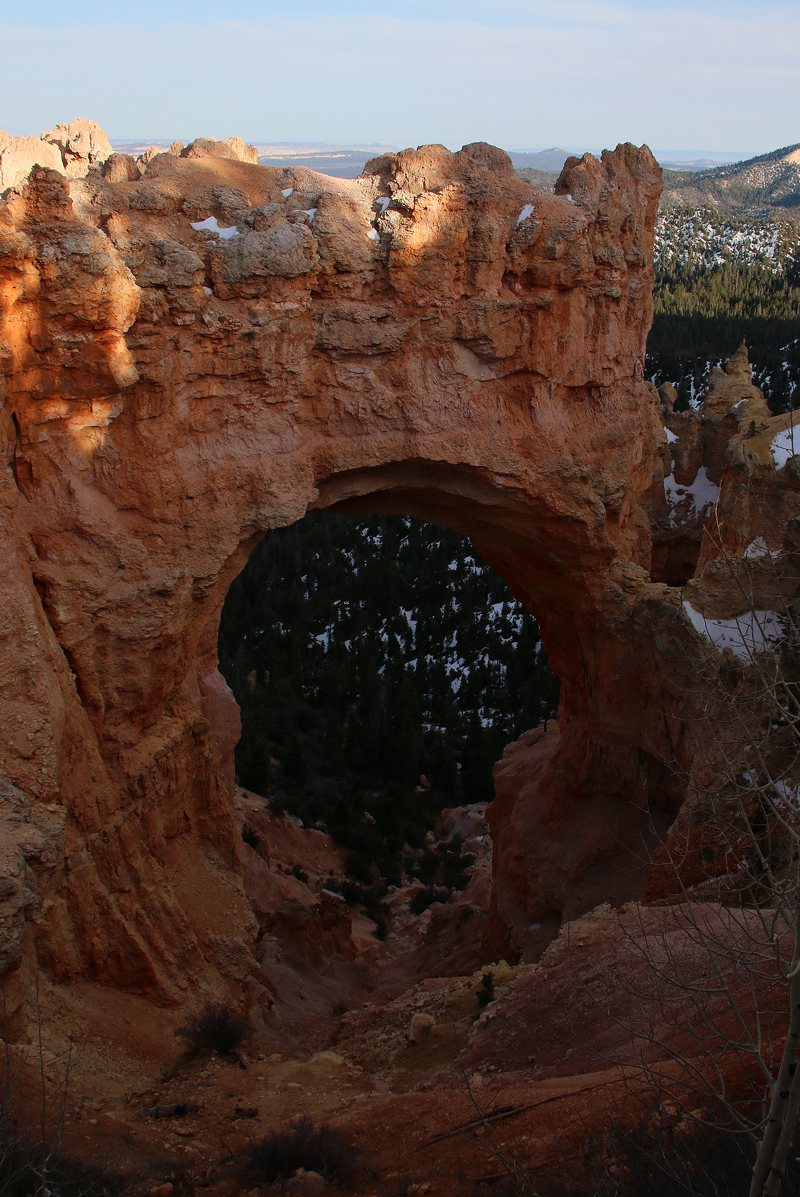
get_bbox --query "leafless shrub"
[174,1003,250,1059]
[246,1115,359,1189]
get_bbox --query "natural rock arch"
[1,135,719,1015]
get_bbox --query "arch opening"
[218,510,559,932]
[208,472,680,984]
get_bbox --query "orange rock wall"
[0,135,709,1009]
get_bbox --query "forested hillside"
[647,205,800,410]
[218,514,559,884]
[660,142,800,214]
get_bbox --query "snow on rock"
[663,466,719,525]
[771,425,799,468]
[682,601,784,660]
[366,229,380,242]
[281,188,294,198]
[190,216,240,240]
[773,779,800,809]
[516,204,535,227]
[664,427,678,444]
[744,537,772,559]
[376,197,391,212]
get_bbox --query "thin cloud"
[0,7,797,150]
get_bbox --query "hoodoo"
[1,128,797,1023]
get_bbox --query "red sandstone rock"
[0,121,113,193]
[2,122,797,1023]
[433,900,781,1094]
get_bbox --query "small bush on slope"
[246,1116,358,1188]
[174,1004,249,1059]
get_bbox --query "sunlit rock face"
[1,125,724,1007]
[0,120,113,191]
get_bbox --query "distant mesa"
[254,144,399,179]
[0,128,582,192]
[507,147,574,173]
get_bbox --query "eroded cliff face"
[485,345,800,961]
[3,128,781,1017]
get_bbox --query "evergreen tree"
[218,513,560,884]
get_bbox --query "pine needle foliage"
[218,513,558,886]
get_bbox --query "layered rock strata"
[2,124,795,1015]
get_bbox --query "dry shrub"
[247,1116,358,1188]
[469,1116,800,1197]
[174,1003,249,1059]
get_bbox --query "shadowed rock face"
[0,131,709,1008]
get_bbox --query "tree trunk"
[751,963,800,1196]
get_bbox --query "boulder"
[40,119,113,176]
[407,1012,436,1044]
[103,152,141,183]
[0,134,64,191]
[658,380,677,410]
[181,135,259,164]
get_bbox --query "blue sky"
[1,0,797,155]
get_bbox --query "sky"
[0,0,798,156]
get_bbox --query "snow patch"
[663,466,719,524]
[304,208,318,220]
[190,216,240,240]
[376,196,391,212]
[366,228,380,242]
[744,537,772,559]
[774,779,800,808]
[281,188,293,198]
[664,427,678,444]
[516,203,534,227]
[400,608,417,635]
[771,425,799,469]
[682,601,784,660]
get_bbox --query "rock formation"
[0,119,112,191]
[1,122,798,1025]
[486,342,800,959]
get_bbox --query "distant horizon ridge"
[105,137,770,160]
